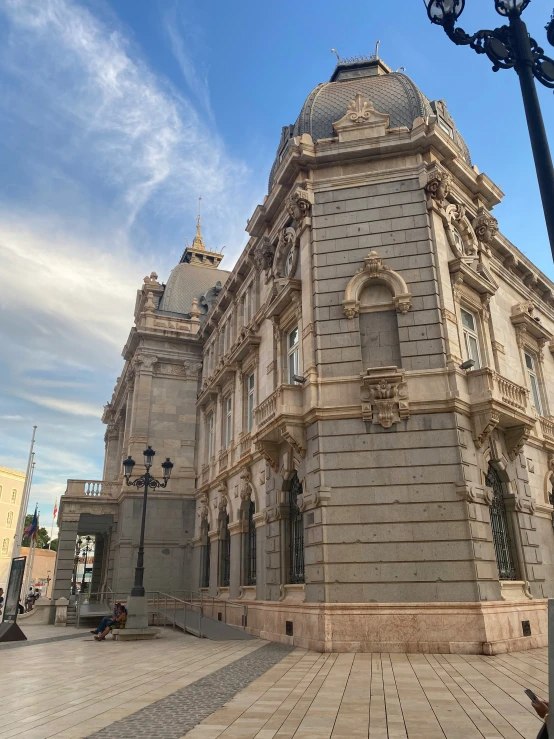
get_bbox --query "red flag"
[53,499,58,519]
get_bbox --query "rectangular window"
[288,326,300,382]
[11,489,16,504]
[241,295,247,327]
[248,283,255,322]
[224,396,232,448]
[2,538,8,555]
[206,413,214,461]
[525,352,543,415]
[461,308,481,369]
[247,373,255,431]
[225,321,231,353]
[6,511,13,528]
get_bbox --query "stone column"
[52,517,79,600]
[229,521,243,599]
[208,530,219,597]
[253,512,266,601]
[127,354,157,462]
[103,425,121,481]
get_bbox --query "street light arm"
[126,475,169,490]
[442,17,554,87]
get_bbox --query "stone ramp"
[157,608,254,640]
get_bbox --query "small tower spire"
[192,196,205,250]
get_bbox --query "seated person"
[95,605,127,641]
[90,602,121,635]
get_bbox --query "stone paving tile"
[85,642,294,739]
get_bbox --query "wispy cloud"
[0,0,265,517]
[17,394,103,419]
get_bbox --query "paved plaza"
[0,626,549,739]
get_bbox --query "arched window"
[485,464,517,580]
[220,514,231,587]
[6,511,13,528]
[289,473,305,584]
[247,501,256,586]
[201,520,210,589]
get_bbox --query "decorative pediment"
[343,251,412,318]
[449,257,498,298]
[511,301,553,343]
[361,366,409,429]
[332,93,390,142]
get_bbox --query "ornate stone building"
[53,56,554,654]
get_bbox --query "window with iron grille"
[220,515,231,587]
[485,464,517,580]
[288,473,305,584]
[247,501,257,586]
[201,522,210,589]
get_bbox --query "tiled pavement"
[0,625,549,739]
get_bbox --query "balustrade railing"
[65,480,119,498]
[254,389,279,427]
[494,373,528,411]
[239,432,252,458]
[219,449,229,473]
[540,416,554,441]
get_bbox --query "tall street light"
[80,536,92,593]
[123,447,173,628]
[71,537,82,596]
[423,1,554,262]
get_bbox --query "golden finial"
[192,196,205,250]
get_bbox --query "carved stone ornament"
[332,94,390,142]
[472,410,500,449]
[280,424,306,458]
[198,494,209,520]
[343,251,412,318]
[472,207,499,245]
[443,203,478,257]
[424,164,451,203]
[239,466,254,502]
[253,237,275,274]
[255,440,279,472]
[273,226,297,279]
[361,366,409,429]
[297,486,331,512]
[285,183,312,223]
[505,424,533,461]
[134,354,158,372]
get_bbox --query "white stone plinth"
[126,594,149,630]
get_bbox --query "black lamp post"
[71,537,82,596]
[80,536,92,593]
[123,447,173,597]
[423,0,554,261]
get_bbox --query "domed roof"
[268,59,471,190]
[158,262,230,317]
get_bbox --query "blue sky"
[1,0,553,530]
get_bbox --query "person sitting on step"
[94,604,127,641]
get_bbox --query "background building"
[20,546,57,596]
[53,56,554,654]
[0,466,25,589]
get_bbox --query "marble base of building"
[227,599,548,655]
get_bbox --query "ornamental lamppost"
[423,0,554,262]
[123,446,173,628]
[71,537,82,596]
[80,536,92,593]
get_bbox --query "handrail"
[75,588,248,635]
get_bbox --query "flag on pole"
[24,504,39,541]
[53,499,58,520]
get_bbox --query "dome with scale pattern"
[268,58,471,191]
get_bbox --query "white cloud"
[17,394,103,419]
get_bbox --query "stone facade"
[53,57,554,653]
[0,466,25,589]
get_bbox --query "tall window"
[525,352,543,415]
[2,538,8,555]
[201,521,210,589]
[247,283,255,322]
[288,327,300,382]
[485,464,517,580]
[247,501,256,586]
[461,309,481,369]
[224,397,232,448]
[206,413,214,461]
[11,489,17,504]
[241,295,247,327]
[288,473,305,584]
[247,373,255,432]
[6,511,13,528]
[0,485,3,500]
[220,515,231,587]
[225,320,231,352]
